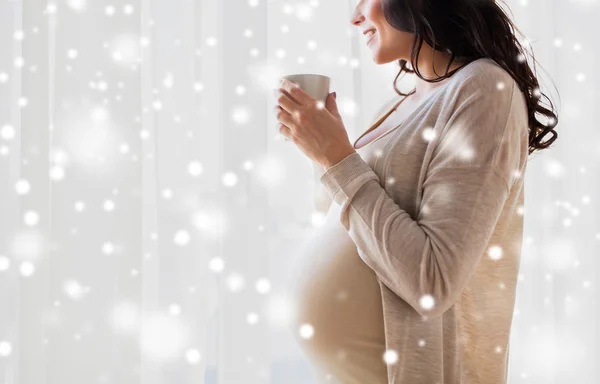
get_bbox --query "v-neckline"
[353,86,440,151]
[353,58,485,151]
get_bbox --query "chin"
[370,44,397,65]
[373,57,386,65]
[370,48,383,64]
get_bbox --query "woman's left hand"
[273,78,357,170]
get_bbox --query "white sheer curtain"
[0,0,598,383]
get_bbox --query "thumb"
[326,91,340,118]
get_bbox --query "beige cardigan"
[310,58,529,383]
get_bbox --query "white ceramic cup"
[278,74,331,141]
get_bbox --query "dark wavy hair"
[383,0,559,157]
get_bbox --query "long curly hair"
[383,0,559,156]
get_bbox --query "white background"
[0,0,598,383]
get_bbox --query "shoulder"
[452,58,516,95]
[445,58,518,112]
[427,60,527,174]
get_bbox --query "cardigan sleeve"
[317,75,526,318]
[311,159,334,215]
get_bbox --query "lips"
[363,28,375,35]
[367,31,376,45]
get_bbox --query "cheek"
[366,6,387,37]
[365,0,384,23]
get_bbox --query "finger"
[279,78,312,106]
[274,105,296,130]
[278,123,292,141]
[274,88,298,115]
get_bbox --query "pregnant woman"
[274,0,559,383]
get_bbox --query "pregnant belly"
[288,204,388,384]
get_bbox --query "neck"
[411,47,467,99]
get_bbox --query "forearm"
[311,159,333,215]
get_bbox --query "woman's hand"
[273,78,357,170]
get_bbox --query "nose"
[350,2,364,27]
[350,11,365,27]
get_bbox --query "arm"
[311,95,402,214]
[316,76,526,318]
[312,159,333,215]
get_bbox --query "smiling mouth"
[367,32,376,45]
